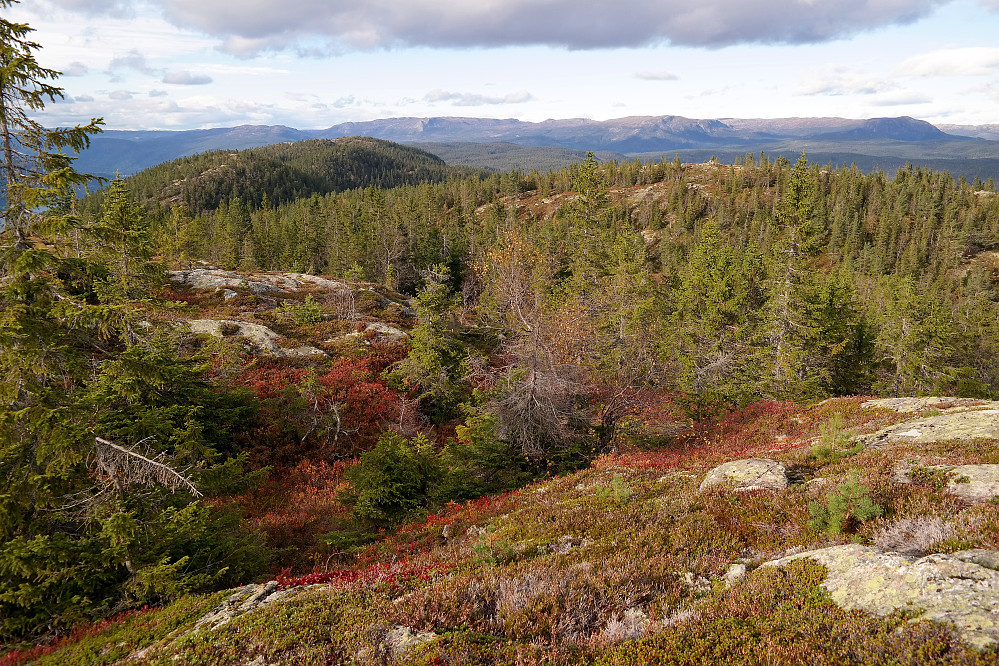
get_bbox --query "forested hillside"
[84,137,481,216]
[140,150,999,401]
[7,4,999,663]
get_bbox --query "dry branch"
[93,436,202,497]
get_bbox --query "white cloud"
[62,61,90,76]
[147,0,948,54]
[636,71,679,81]
[796,66,894,96]
[424,89,534,106]
[897,47,999,77]
[108,49,157,75]
[869,91,934,106]
[108,90,134,100]
[149,89,169,97]
[162,71,214,85]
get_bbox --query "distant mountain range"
[75,115,999,182]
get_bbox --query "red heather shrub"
[690,400,804,450]
[236,459,353,570]
[276,559,453,594]
[232,355,403,467]
[382,492,520,561]
[156,285,211,308]
[604,400,810,471]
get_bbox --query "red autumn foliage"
[275,559,452,594]
[606,400,810,471]
[232,353,404,468]
[0,607,152,666]
[234,459,353,572]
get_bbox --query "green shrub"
[278,294,323,325]
[596,474,635,505]
[808,470,883,535]
[809,412,863,465]
[344,432,445,527]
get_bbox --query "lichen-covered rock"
[169,268,286,295]
[188,319,326,358]
[169,268,353,298]
[194,581,290,630]
[763,544,999,649]
[723,563,747,588]
[862,397,999,413]
[857,409,999,448]
[895,463,999,502]
[699,458,788,492]
[384,625,437,659]
[333,321,409,345]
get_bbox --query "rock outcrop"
[894,463,999,502]
[862,397,999,414]
[334,321,409,344]
[699,458,788,492]
[763,544,999,649]
[188,319,326,358]
[857,407,999,448]
[194,581,292,630]
[169,268,351,297]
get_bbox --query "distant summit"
[816,117,954,141]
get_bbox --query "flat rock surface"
[333,321,409,344]
[699,458,788,492]
[895,463,999,502]
[764,544,999,649]
[857,409,999,447]
[863,397,999,413]
[189,319,326,358]
[169,268,352,296]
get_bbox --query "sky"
[10,0,999,131]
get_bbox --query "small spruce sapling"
[809,412,863,465]
[808,469,883,536]
[596,473,635,505]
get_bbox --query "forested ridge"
[5,3,999,659]
[82,137,480,216]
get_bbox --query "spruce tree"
[0,6,267,638]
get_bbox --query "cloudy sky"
[12,0,999,131]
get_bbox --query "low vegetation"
[3,6,999,663]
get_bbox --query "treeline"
[145,152,999,401]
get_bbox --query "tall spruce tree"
[758,155,830,400]
[0,6,266,639]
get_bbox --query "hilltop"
[82,137,481,215]
[8,11,999,666]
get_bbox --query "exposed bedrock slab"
[188,319,326,358]
[857,409,999,447]
[699,458,788,492]
[764,544,999,650]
